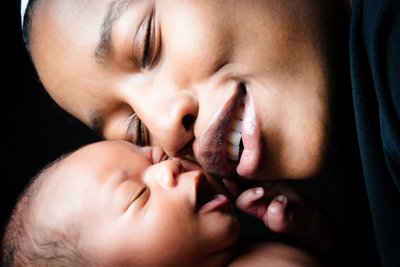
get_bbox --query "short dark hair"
[1,157,85,267]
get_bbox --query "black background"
[3,2,100,235]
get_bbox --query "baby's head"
[2,141,240,267]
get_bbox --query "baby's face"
[42,141,240,267]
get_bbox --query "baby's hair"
[1,154,86,267]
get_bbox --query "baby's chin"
[159,239,238,267]
[201,242,239,267]
[212,224,241,266]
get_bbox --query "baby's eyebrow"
[95,0,136,63]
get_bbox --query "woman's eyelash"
[125,113,150,146]
[141,14,153,68]
[125,113,140,144]
[131,6,160,70]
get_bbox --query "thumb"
[265,195,289,233]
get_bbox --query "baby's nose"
[157,159,183,188]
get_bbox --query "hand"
[224,180,314,233]
[223,179,333,259]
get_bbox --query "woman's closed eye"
[125,113,150,146]
[133,7,160,69]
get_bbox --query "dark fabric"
[350,0,400,266]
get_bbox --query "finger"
[265,195,289,233]
[236,187,265,211]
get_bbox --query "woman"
[19,0,399,265]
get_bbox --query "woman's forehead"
[33,0,107,45]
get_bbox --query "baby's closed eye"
[128,185,149,207]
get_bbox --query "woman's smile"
[195,80,263,179]
[196,81,246,177]
[236,89,262,178]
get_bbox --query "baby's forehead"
[38,141,158,193]
[69,141,154,176]
[67,141,151,162]
[86,140,150,153]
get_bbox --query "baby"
[2,141,323,266]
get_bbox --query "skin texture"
[229,242,323,267]
[30,141,240,267]
[30,0,340,180]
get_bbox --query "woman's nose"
[145,94,198,157]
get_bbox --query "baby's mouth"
[195,174,229,213]
[195,175,214,210]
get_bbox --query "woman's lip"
[236,94,262,178]
[197,84,245,177]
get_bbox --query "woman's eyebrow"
[95,0,136,63]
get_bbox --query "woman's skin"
[30,0,342,180]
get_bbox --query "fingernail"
[251,187,264,196]
[276,195,287,205]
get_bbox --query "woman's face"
[30,0,338,180]
[35,141,240,267]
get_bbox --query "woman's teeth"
[227,103,244,161]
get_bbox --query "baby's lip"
[194,173,230,213]
[195,173,215,211]
[197,83,246,177]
